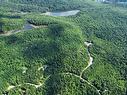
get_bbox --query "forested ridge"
[0,0,127,95]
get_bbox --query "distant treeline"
[0,0,89,12]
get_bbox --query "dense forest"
[0,0,127,95]
[0,0,91,12]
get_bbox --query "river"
[42,10,80,16]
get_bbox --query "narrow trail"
[5,41,101,95]
[38,65,48,71]
[0,30,23,36]
[62,72,101,95]
[22,67,28,74]
[80,41,93,78]
[6,75,51,92]
[60,41,101,95]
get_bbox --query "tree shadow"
[48,23,65,37]
[4,35,24,45]
[43,74,62,95]
[23,40,65,75]
[0,14,21,19]
[0,20,4,33]
[23,41,58,60]
[23,23,66,61]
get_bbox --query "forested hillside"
[0,0,91,12]
[0,0,127,95]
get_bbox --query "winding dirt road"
[6,75,51,92]
[5,41,101,95]
[63,41,101,95]
[80,41,93,78]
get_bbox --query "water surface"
[24,24,34,30]
[43,10,80,16]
